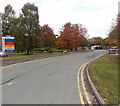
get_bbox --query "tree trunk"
[27,49,30,55]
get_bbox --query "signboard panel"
[109,49,119,55]
[2,35,15,52]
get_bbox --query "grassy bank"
[89,53,118,104]
[0,50,91,61]
[0,52,62,61]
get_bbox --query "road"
[2,50,107,104]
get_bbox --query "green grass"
[89,53,118,104]
[0,52,62,61]
[0,49,91,61]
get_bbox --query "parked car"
[0,52,8,57]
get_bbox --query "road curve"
[2,50,107,104]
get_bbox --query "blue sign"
[2,35,15,52]
[5,50,15,52]
[109,49,118,55]
[2,35,14,37]
[5,39,14,42]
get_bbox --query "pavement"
[1,50,107,104]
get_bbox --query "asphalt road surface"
[2,50,107,104]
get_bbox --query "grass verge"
[89,53,118,104]
[0,50,91,61]
[0,52,62,61]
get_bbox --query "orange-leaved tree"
[108,13,120,47]
[41,24,56,48]
[56,22,88,50]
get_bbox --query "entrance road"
[2,50,107,104]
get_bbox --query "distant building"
[91,45,102,50]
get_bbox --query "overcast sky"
[0,0,119,38]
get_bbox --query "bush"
[34,48,46,53]
[48,50,52,53]
[34,48,65,53]
[52,49,62,52]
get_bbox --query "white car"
[0,52,8,57]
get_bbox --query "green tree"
[88,37,104,46]
[0,35,2,50]
[21,3,40,54]
[10,16,26,53]
[0,13,2,50]
[102,37,109,46]
[2,5,15,35]
[79,37,88,49]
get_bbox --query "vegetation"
[41,24,56,48]
[56,22,88,50]
[2,5,15,35]
[34,48,63,53]
[1,3,41,54]
[88,13,120,48]
[1,52,62,61]
[0,35,1,49]
[88,37,107,46]
[1,4,90,54]
[21,3,40,54]
[107,13,120,47]
[89,54,118,104]
[1,3,118,55]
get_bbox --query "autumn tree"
[108,13,120,46]
[56,22,88,50]
[41,24,56,48]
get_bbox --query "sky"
[0,0,119,38]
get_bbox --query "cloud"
[0,0,119,38]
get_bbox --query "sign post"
[2,35,15,52]
[109,49,119,55]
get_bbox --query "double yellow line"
[77,62,92,104]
